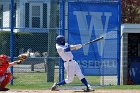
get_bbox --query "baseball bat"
[82,36,103,46]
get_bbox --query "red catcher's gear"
[0,54,9,76]
[0,55,8,62]
[0,62,9,76]
[0,54,11,89]
[0,73,12,88]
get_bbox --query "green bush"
[0,31,48,57]
[0,31,11,55]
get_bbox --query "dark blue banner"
[68,2,120,75]
[129,62,140,84]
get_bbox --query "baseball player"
[0,54,25,91]
[51,35,94,92]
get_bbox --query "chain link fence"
[0,0,121,88]
[0,0,60,87]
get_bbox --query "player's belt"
[64,60,72,62]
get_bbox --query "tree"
[122,0,140,23]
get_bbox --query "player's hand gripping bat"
[70,37,103,50]
[16,50,30,64]
[82,36,103,46]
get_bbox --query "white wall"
[121,24,140,34]
[3,2,10,28]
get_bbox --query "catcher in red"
[0,54,27,91]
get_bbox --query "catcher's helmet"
[56,35,65,45]
[0,54,8,61]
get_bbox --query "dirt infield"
[3,89,140,93]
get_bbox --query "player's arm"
[63,44,82,52]
[9,60,22,67]
[9,51,29,67]
[70,44,82,50]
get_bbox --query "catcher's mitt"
[17,51,30,64]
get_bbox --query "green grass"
[6,72,100,89]
[6,72,140,90]
[7,73,52,89]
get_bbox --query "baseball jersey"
[0,61,9,76]
[56,43,73,62]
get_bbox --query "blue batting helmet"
[56,35,65,45]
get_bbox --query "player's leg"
[80,78,93,92]
[64,61,75,83]
[51,63,67,91]
[51,79,67,91]
[57,62,75,84]
[74,61,93,92]
[51,62,75,91]
[0,73,12,91]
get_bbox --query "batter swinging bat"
[82,36,103,46]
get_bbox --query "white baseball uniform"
[56,43,84,83]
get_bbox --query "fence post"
[59,0,65,82]
[47,57,55,82]
[10,0,14,85]
[47,0,58,82]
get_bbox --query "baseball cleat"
[83,85,95,92]
[83,88,95,92]
[51,83,59,91]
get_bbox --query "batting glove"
[75,44,82,50]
